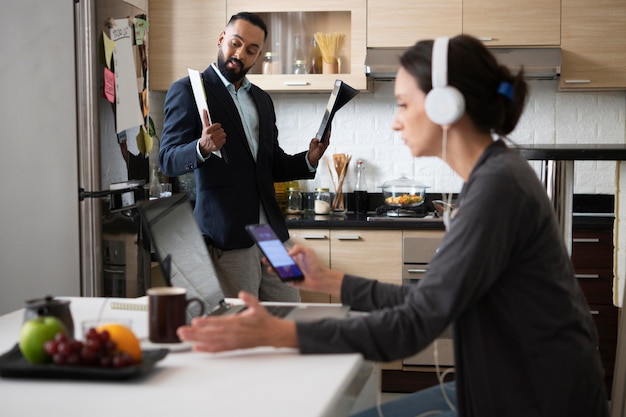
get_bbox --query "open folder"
[315,80,359,142]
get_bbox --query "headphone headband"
[431,37,449,89]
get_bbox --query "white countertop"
[0,297,375,417]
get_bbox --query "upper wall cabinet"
[560,0,626,90]
[367,0,559,48]
[226,0,368,92]
[148,0,227,91]
[463,0,560,47]
[367,0,462,48]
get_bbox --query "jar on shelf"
[293,60,308,75]
[314,188,331,214]
[262,52,280,74]
[286,187,303,214]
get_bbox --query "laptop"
[137,193,349,322]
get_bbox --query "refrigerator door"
[76,0,149,297]
[0,0,81,315]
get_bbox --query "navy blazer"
[159,66,315,250]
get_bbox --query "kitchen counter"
[286,212,445,230]
[285,194,614,231]
[514,143,626,161]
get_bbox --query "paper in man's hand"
[188,68,222,159]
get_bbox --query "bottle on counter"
[149,166,162,199]
[354,160,369,214]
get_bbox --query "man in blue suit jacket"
[159,12,329,302]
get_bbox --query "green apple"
[19,316,67,364]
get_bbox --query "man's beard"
[217,49,251,84]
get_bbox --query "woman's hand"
[287,244,344,299]
[177,291,298,353]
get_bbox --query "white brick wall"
[274,80,626,194]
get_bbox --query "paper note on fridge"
[110,18,144,134]
[188,68,222,159]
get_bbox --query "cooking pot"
[23,295,75,337]
[380,176,429,207]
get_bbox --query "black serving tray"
[0,344,168,381]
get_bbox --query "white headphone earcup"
[425,86,465,126]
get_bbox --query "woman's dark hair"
[228,12,268,40]
[400,34,527,136]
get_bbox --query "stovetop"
[367,205,441,222]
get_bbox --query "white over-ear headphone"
[424,37,465,126]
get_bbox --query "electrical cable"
[440,128,454,231]
[433,339,456,412]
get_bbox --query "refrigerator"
[0,0,150,315]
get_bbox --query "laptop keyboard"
[264,305,296,318]
[209,303,295,318]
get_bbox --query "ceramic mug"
[147,287,205,343]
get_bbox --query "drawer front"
[588,303,618,398]
[571,231,613,269]
[575,267,614,304]
[403,230,444,264]
[403,265,428,282]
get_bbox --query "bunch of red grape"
[43,328,135,368]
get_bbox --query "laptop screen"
[138,194,224,317]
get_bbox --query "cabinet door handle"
[478,37,494,41]
[575,273,600,279]
[407,268,428,274]
[590,310,600,315]
[335,235,361,240]
[564,79,591,84]
[300,234,328,240]
[573,238,600,243]
[283,81,310,86]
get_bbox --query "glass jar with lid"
[262,52,280,74]
[314,188,331,214]
[286,187,303,214]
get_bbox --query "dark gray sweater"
[297,140,608,417]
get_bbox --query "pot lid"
[380,176,429,189]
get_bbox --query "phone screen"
[246,224,304,282]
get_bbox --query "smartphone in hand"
[245,224,304,282]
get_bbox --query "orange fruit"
[96,323,142,362]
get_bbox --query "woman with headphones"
[178,35,609,417]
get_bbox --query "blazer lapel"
[202,66,253,159]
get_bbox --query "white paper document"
[188,68,222,159]
[110,19,144,134]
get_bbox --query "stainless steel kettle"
[23,295,75,337]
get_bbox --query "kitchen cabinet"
[227,0,368,92]
[571,229,618,398]
[289,228,332,303]
[148,0,227,91]
[289,228,402,303]
[560,0,626,90]
[462,0,560,47]
[367,0,559,48]
[367,0,462,48]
